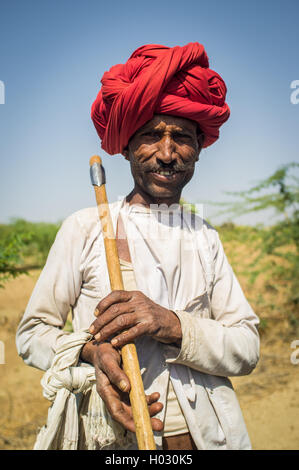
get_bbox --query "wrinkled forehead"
[138,114,200,135]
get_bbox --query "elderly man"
[16,43,259,451]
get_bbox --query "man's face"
[123,114,203,204]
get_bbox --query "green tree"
[214,162,299,220]
[0,219,60,288]
[215,162,299,334]
[0,232,30,288]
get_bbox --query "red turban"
[91,42,230,156]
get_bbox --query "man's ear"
[197,131,204,150]
[194,132,204,162]
[123,147,130,161]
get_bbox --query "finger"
[107,398,136,433]
[94,312,138,342]
[97,352,131,393]
[94,290,133,317]
[148,401,163,416]
[150,417,164,432]
[110,323,147,348]
[90,305,135,338]
[146,392,161,405]
[97,377,136,433]
[97,371,163,433]
[110,397,163,433]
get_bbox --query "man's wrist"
[80,340,96,365]
[164,310,182,347]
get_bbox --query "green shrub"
[0,219,61,287]
[0,232,30,288]
[212,162,299,335]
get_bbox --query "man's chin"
[132,178,182,204]
[144,185,180,203]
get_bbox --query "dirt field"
[0,270,298,450]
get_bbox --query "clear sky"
[0,0,298,226]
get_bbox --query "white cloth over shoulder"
[34,329,135,450]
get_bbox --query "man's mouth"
[150,169,182,181]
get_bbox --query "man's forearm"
[167,311,259,377]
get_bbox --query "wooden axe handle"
[89,155,156,450]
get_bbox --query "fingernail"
[94,332,101,341]
[94,308,100,317]
[119,380,128,391]
[89,325,95,334]
[111,338,117,345]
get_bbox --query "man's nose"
[157,135,176,164]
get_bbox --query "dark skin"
[81,114,204,433]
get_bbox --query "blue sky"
[0,0,298,225]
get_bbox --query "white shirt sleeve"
[15,213,85,371]
[167,232,260,377]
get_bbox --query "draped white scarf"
[34,329,135,450]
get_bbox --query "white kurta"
[16,198,260,450]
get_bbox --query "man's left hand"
[89,290,182,348]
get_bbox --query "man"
[16,42,259,450]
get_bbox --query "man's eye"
[174,133,191,140]
[142,132,160,138]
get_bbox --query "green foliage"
[258,219,299,308]
[0,219,61,288]
[7,219,61,265]
[214,162,299,220]
[215,222,262,245]
[214,162,299,334]
[0,232,30,288]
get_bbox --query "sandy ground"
[0,270,298,450]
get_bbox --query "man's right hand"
[80,340,164,433]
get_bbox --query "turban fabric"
[91,42,230,156]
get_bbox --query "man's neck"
[125,187,181,208]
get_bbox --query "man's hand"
[89,290,182,349]
[80,340,164,433]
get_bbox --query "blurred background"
[0,0,298,450]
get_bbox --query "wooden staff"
[89,155,156,450]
